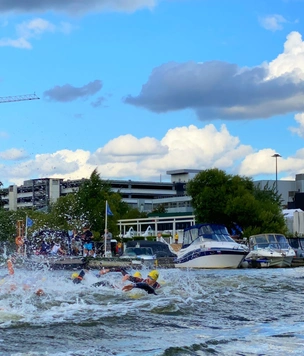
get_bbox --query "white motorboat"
[174,223,248,269]
[245,233,296,268]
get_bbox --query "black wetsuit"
[73,268,129,286]
[133,282,157,295]
[131,277,160,294]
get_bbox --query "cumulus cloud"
[2,123,304,187]
[238,147,304,179]
[0,17,73,49]
[0,0,157,15]
[289,112,304,137]
[44,80,103,102]
[1,149,92,185]
[266,31,304,81]
[89,134,168,164]
[125,31,304,120]
[1,125,256,186]
[259,14,287,31]
[0,148,28,160]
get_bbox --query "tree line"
[0,168,288,243]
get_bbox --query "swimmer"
[122,270,161,295]
[71,267,129,285]
[93,270,143,288]
[71,270,86,284]
[71,268,140,289]
[4,258,45,296]
[122,271,143,283]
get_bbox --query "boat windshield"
[182,224,235,247]
[123,247,154,257]
[250,234,290,250]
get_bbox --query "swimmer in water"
[71,268,161,295]
[3,258,45,296]
[122,270,161,295]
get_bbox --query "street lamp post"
[272,153,281,193]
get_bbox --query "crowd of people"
[35,226,121,258]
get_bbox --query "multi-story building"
[1,176,178,213]
[2,170,304,213]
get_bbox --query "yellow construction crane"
[0,93,40,104]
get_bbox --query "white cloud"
[0,148,28,160]
[289,112,304,137]
[0,17,73,49]
[266,31,304,82]
[259,14,287,31]
[238,147,304,179]
[16,18,56,38]
[0,36,31,49]
[1,125,253,185]
[2,123,304,187]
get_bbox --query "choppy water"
[1,264,304,356]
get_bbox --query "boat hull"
[246,254,294,268]
[175,248,246,269]
[245,251,294,268]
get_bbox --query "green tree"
[0,181,5,208]
[0,208,38,243]
[76,169,114,233]
[152,203,166,214]
[186,168,287,236]
[52,169,127,237]
[48,169,146,239]
[49,192,82,231]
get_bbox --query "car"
[120,246,156,267]
[125,240,177,258]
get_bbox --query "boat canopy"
[182,223,235,248]
[249,234,290,250]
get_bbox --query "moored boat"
[245,233,295,268]
[174,223,248,269]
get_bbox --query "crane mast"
[0,93,40,104]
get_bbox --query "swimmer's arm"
[99,267,128,276]
[122,282,156,295]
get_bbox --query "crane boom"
[0,93,40,104]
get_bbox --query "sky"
[1,0,304,187]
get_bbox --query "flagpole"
[25,215,28,240]
[24,216,28,257]
[104,201,108,255]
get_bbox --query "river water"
[0,265,304,356]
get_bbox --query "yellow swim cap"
[148,270,159,281]
[71,272,79,280]
[133,271,142,278]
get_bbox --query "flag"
[106,202,113,216]
[26,217,33,227]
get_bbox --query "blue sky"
[0,0,304,187]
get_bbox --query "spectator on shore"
[50,241,65,255]
[81,225,95,257]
